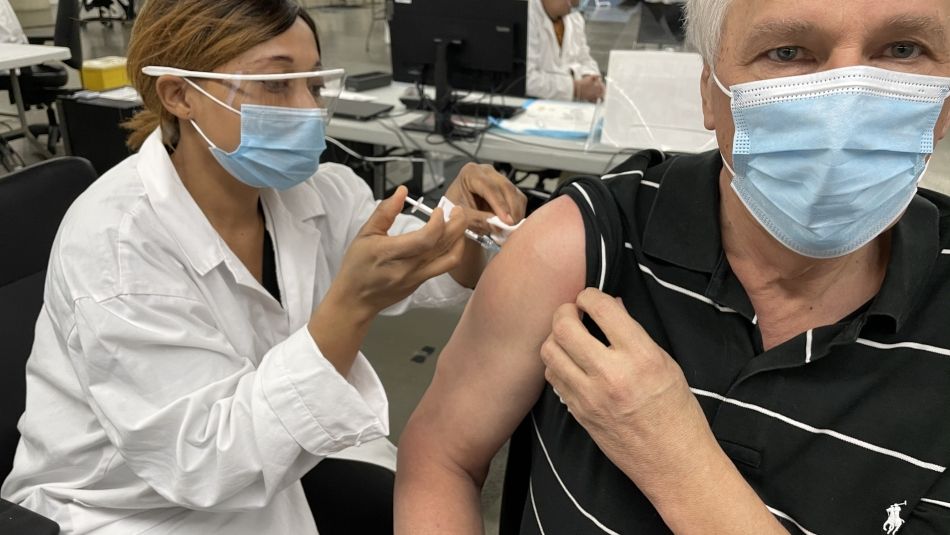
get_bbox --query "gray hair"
[684,0,734,66]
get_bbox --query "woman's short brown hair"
[124,0,319,150]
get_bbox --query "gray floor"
[7,4,950,534]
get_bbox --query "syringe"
[404,196,502,253]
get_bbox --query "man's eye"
[887,42,922,60]
[767,46,801,62]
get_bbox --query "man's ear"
[699,64,717,131]
[154,76,194,121]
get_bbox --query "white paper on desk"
[601,50,716,153]
[339,90,377,102]
[98,86,141,102]
[493,100,596,139]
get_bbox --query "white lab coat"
[526,0,601,101]
[0,0,27,44]
[0,129,471,534]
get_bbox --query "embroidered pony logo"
[882,501,907,534]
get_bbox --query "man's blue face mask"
[714,66,950,258]
[142,66,345,190]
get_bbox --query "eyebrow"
[883,14,947,46]
[248,55,323,69]
[744,19,819,46]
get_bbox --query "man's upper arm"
[401,196,587,481]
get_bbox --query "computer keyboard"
[399,96,524,119]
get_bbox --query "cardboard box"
[82,56,130,91]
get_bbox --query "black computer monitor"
[390,0,528,136]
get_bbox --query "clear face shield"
[141,66,346,122]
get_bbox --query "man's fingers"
[575,288,646,351]
[550,302,606,374]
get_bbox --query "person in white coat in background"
[0,0,525,533]
[527,0,605,102]
[0,0,26,45]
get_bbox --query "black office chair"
[0,156,98,535]
[0,0,83,162]
[80,0,135,27]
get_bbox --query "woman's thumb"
[362,186,408,236]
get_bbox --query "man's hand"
[540,288,704,479]
[540,288,789,534]
[574,74,605,103]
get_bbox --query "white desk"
[326,83,631,178]
[0,43,72,157]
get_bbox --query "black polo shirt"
[515,150,950,535]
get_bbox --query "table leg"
[8,68,53,158]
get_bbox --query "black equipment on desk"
[399,95,523,120]
[334,99,394,121]
[344,71,393,92]
[58,94,141,175]
[390,0,527,137]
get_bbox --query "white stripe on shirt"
[691,388,946,473]
[921,498,950,510]
[767,505,819,535]
[598,237,607,291]
[571,183,596,215]
[805,329,813,364]
[531,414,622,534]
[856,338,950,358]
[601,170,644,180]
[941,249,949,255]
[638,264,738,314]
[529,480,547,535]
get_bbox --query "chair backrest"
[54,0,82,70]
[0,157,97,482]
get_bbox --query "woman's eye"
[887,42,922,60]
[767,46,801,62]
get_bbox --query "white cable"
[326,135,427,164]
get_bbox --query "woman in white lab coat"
[527,0,605,102]
[0,1,524,534]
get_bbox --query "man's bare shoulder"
[479,195,587,309]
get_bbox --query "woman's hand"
[309,186,467,374]
[444,163,527,288]
[445,163,526,236]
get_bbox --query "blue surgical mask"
[714,66,950,258]
[185,78,327,191]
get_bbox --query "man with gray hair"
[396,0,950,533]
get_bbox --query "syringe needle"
[403,196,501,252]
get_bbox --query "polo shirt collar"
[865,193,941,332]
[641,149,724,273]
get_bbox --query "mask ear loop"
[710,69,734,98]
[710,70,737,175]
[181,77,242,152]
